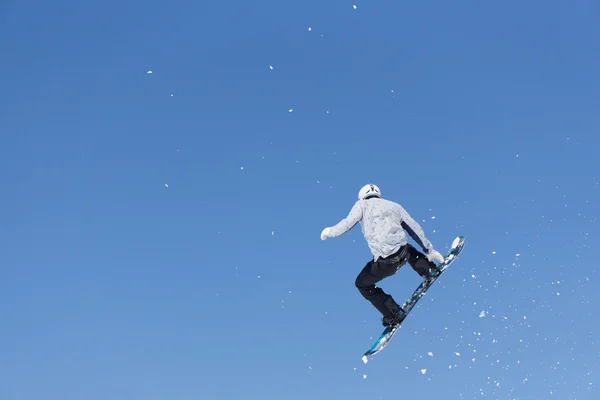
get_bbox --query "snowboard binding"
[382,312,406,327]
[381,297,407,327]
[427,264,442,280]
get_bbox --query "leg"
[355,256,405,318]
[406,244,439,278]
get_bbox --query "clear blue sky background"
[1,0,599,399]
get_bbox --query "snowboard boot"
[422,261,442,281]
[381,297,407,328]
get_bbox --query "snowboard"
[361,235,466,363]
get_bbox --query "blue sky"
[1,0,598,399]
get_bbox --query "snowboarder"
[320,184,445,328]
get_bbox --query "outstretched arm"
[398,205,433,254]
[323,202,363,239]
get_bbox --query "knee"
[355,271,373,292]
[355,274,365,290]
[355,262,368,286]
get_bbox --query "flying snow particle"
[492,251,496,254]
[420,369,427,375]
[240,167,244,170]
[269,65,274,70]
[164,184,169,188]
[363,375,367,379]
[147,70,153,74]
[272,231,275,236]
[353,4,357,9]
[455,352,461,356]
[428,352,433,357]
[479,310,487,318]
[308,27,312,31]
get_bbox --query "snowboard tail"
[361,236,466,363]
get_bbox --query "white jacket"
[327,197,434,261]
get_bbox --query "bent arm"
[328,202,363,237]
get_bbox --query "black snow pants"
[354,244,434,318]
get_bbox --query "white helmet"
[358,184,382,200]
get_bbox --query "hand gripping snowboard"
[361,236,466,363]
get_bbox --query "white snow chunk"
[363,375,367,379]
[271,231,275,236]
[455,352,461,356]
[147,70,153,74]
[164,184,169,188]
[308,27,312,31]
[353,4,357,9]
[362,355,368,364]
[428,352,433,357]
[479,310,487,318]
[288,109,293,113]
[420,369,427,375]
[492,251,496,254]
[269,65,274,70]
